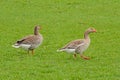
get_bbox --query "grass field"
[0,0,120,80]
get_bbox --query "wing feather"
[16,35,41,45]
[61,39,85,49]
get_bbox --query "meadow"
[0,0,120,80]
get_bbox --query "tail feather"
[57,48,64,52]
[12,44,20,48]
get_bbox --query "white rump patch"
[20,44,31,50]
[12,43,31,50]
[12,45,20,48]
[57,49,75,53]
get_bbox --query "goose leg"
[31,49,34,55]
[73,54,77,59]
[80,54,90,60]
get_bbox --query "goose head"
[85,27,96,34]
[84,27,96,39]
[34,26,41,35]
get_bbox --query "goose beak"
[93,29,97,32]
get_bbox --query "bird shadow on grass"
[65,54,96,62]
[15,50,33,59]
[56,52,82,61]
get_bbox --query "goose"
[12,26,43,55]
[57,27,96,60]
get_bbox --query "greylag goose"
[12,26,43,55]
[57,27,96,60]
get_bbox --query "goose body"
[58,39,90,53]
[57,27,96,60]
[12,26,43,54]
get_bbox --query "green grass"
[0,0,120,80]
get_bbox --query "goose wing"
[61,39,85,49]
[16,35,41,45]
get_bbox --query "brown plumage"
[57,27,96,60]
[12,26,43,55]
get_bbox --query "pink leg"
[73,54,77,59]
[31,50,34,55]
[80,54,90,60]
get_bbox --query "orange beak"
[93,29,97,32]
